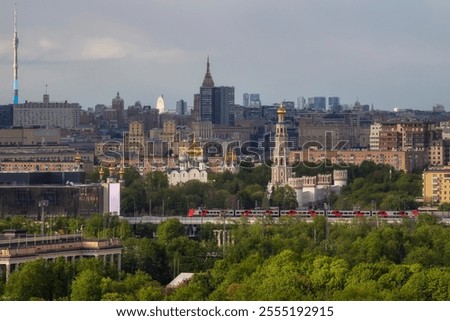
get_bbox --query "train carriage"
[187,208,421,220]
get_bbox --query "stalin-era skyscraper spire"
[13,2,19,105]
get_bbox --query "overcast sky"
[1,0,450,111]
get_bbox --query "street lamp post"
[324,202,329,241]
[220,209,227,257]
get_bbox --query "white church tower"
[156,95,165,113]
[270,104,292,187]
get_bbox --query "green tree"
[271,186,298,209]
[228,250,310,300]
[377,264,414,298]
[438,202,450,211]
[70,269,103,301]
[122,237,169,284]
[309,256,349,299]
[82,213,104,238]
[165,237,214,279]
[145,171,169,191]
[101,271,163,301]
[145,171,169,214]
[237,162,271,187]
[205,189,231,210]
[333,280,384,300]
[121,178,147,215]
[156,218,185,244]
[350,226,405,264]
[3,259,53,300]
[123,167,141,188]
[345,262,390,286]
[51,257,76,300]
[209,253,263,300]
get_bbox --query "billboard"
[109,183,121,216]
[103,182,121,216]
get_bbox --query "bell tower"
[271,104,291,186]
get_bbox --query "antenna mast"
[13,2,19,105]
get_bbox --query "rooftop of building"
[423,166,450,172]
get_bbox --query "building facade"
[298,113,371,150]
[176,99,188,115]
[199,58,234,125]
[112,92,125,129]
[422,167,450,205]
[13,94,80,129]
[213,86,234,125]
[0,105,13,128]
[0,233,122,281]
[291,149,427,172]
[369,122,382,151]
[0,127,61,146]
[0,145,94,172]
[123,121,146,159]
[0,184,103,218]
[200,57,215,122]
[378,121,434,151]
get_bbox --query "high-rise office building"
[0,105,13,128]
[243,93,249,107]
[213,86,234,125]
[176,99,188,115]
[328,97,340,109]
[198,57,234,125]
[200,87,213,122]
[308,97,326,111]
[192,94,201,120]
[249,94,261,107]
[200,57,215,122]
[112,92,125,128]
[297,96,306,109]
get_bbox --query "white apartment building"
[13,94,80,129]
[369,122,382,150]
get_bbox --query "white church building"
[167,140,208,186]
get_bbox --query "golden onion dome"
[277,104,286,115]
[74,152,81,162]
[186,141,203,157]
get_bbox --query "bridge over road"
[122,215,450,226]
[123,215,247,225]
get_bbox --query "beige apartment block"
[290,149,428,172]
[422,166,450,204]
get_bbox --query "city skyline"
[1,1,450,110]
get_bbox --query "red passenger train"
[187,208,419,219]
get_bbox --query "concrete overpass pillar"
[117,253,121,272]
[5,264,11,282]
